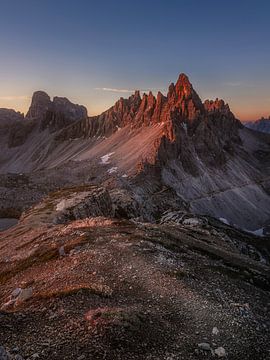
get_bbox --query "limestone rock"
[26,91,51,120]
[198,343,211,351]
[214,347,226,357]
[16,287,33,303]
[54,186,114,223]
[0,109,24,126]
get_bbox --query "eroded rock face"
[109,188,139,219]
[7,91,88,147]
[52,97,87,120]
[0,109,24,126]
[54,186,113,223]
[56,73,242,173]
[7,120,36,147]
[40,97,88,132]
[26,91,51,120]
[26,91,87,130]
[20,185,114,225]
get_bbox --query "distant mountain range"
[0,73,270,231]
[243,117,270,134]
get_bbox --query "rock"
[160,211,207,226]
[52,96,87,121]
[59,246,66,257]
[24,90,87,135]
[198,343,211,351]
[204,98,231,115]
[0,346,9,360]
[182,218,202,226]
[214,347,226,357]
[30,354,39,359]
[110,189,139,219]
[26,91,51,120]
[14,355,24,360]
[212,327,219,335]
[0,109,24,126]
[11,288,22,298]
[8,120,36,147]
[1,299,16,310]
[54,186,114,224]
[77,356,86,360]
[16,287,33,304]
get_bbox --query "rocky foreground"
[0,186,270,360]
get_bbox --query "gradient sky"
[0,0,269,120]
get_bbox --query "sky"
[0,0,269,121]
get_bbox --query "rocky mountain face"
[0,74,270,231]
[4,91,88,148]
[244,117,270,134]
[55,74,243,176]
[26,91,87,122]
[26,91,52,120]
[57,74,240,144]
[0,109,24,125]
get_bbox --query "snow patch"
[219,217,230,225]
[182,218,201,226]
[56,199,67,211]
[108,167,118,174]
[122,174,128,178]
[246,228,265,237]
[100,152,115,165]
[182,123,187,133]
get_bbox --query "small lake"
[0,218,18,231]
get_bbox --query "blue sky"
[0,0,269,120]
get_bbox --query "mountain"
[1,74,270,360]
[0,108,24,125]
[0,74,270,232]
[244,117,270,134]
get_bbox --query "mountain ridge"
[244,117,270,134]
[0,73,270,231]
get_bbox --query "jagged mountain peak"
[133,90,141,99]
[204,98,231,115]
[55,72,241,142]
[175,73,193,96]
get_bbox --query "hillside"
[0,186,270,359]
